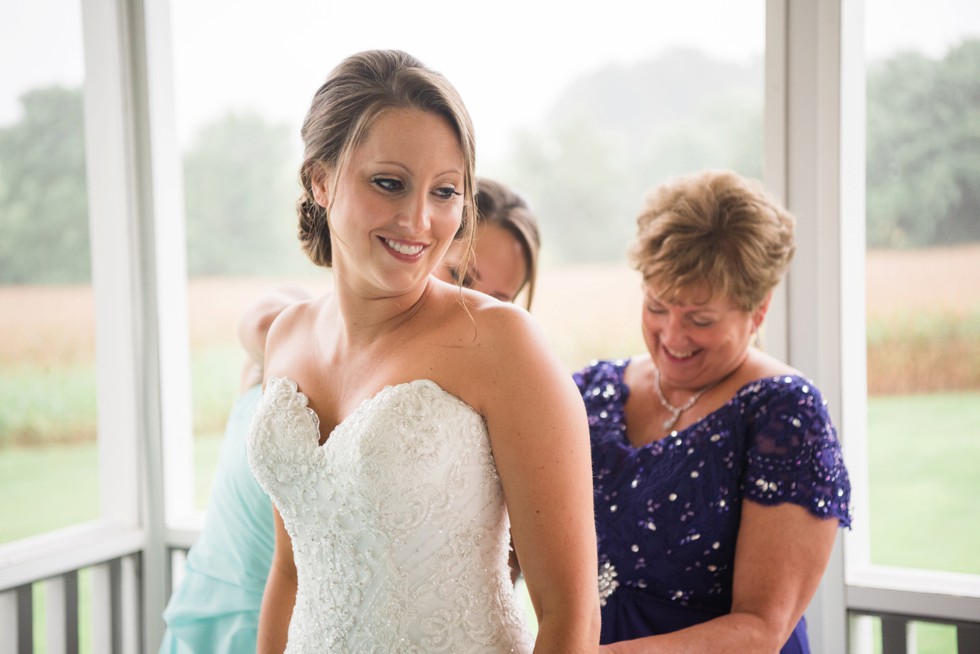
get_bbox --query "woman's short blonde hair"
[629,170,796,311]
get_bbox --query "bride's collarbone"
[297,356,445,414]
[274,317,486,435]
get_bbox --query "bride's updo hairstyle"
[297,49,477,268]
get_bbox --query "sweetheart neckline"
[264,376,481,448]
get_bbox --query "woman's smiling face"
[641,282,764,390]
[435,222,529,303]
[313,107,465,298]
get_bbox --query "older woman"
[577,170,851,653]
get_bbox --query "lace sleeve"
[572,360,600,396]
[742,377,852,527]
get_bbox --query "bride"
[247,50,600,653]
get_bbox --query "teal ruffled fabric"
[160,385,274,653]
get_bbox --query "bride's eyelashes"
[434,185,462,199]
[370,176,462,201]
[371,176,403,192]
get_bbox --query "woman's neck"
[329,277,433,349]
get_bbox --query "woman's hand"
[238,285,313,390]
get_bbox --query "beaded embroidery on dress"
[247,376,533,654]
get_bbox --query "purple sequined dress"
[575,359,851,653]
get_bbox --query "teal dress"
[160,385,274,653]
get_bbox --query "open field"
[1,243,979,515]
[2,244,978,444]
[2,242,978,365]
[865,243,980,318]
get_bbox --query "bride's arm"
[257,507,296,654]
[478,306,600,653]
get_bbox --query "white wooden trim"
[850,586,980,626]
[89,562,113,654]
[0,588,19,652]
[0,522,143,591]
[765,0,856,651]
[792,0,848,648]
[77,0,189,649]
[822,0,868,648]
[168,548,189,602]
[44,575,68,653]
[838,0,872,578]
[165,520,204,551]
[81,0,143,529]
[137,0,195,528]
[848,566,980,622]
[848,614,876,654]
[763,0,789,363]
[122,0,188,646]
[121,555,141,652]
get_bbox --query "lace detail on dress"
[247,377,533,653]
[577,359,851,619]
[741,376,852,524]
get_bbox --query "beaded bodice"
[247,376,532,653]
[576,359,851,619]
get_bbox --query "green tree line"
[495,47,763,263]
[1,40,978,283]
[0,92,304,283]
[866,39,980,247]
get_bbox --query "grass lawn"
[0,435,223,543]
[866,391,980,574]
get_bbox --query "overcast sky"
[2,0,979,162]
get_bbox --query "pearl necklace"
[653,366,718,431]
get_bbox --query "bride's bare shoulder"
[266,294,328,346]
[428,283,537,345]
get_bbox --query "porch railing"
[3,529,980,653]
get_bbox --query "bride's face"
[313,107,466,298]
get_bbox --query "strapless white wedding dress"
[248,376,533,653]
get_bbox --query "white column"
[79,0,189,649]
[764,0,865,651]
[81,0,143,531]
[124,0,192,647]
